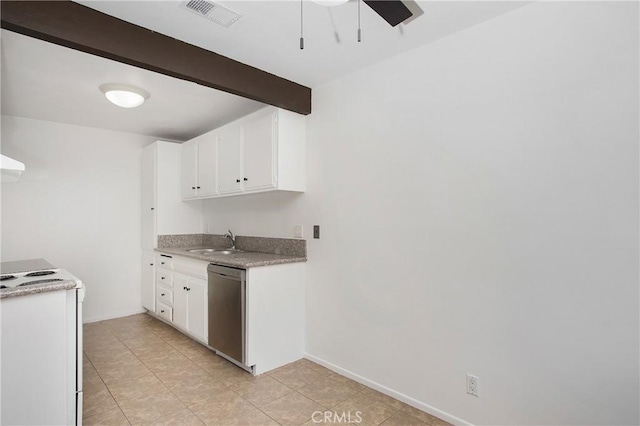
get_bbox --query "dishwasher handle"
[208,264,245,280]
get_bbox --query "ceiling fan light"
[99,84,150,108]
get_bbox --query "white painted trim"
[303,353,473,426]
[83,308,146,324]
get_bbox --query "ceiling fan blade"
[363,0,413,27]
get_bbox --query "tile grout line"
[86,314,438,426]
[108,321,209,425]
[83,327,133,426]
[88,320,202,424]
[109,316,270,425]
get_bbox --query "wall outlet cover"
[467,374,479,397]
[294,225,304,238]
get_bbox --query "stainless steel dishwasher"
[207,264,246,366]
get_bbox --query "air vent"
[181,0,242,28]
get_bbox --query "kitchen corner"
[146,233,307,375]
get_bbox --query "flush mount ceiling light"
[99,84,150,108]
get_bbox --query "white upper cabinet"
[197,135,217,197]
[243,110,276,191]
[180,140,198,199]
[181,134,218,199]
[216,124,243,195]
[142,141,202,250]
[181,106,305,200]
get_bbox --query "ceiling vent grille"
[181,0,242,28]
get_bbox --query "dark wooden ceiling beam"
[0,0,312,115]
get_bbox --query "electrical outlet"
[294,225,304,238]
[313,225,320,239]
[467,374,479,397]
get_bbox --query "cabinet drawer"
[156,267,173,286]
[157,302,173,322]
[157,287,173,306]
[157,255,173,269]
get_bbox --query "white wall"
[203,191,305,237]
[203,2,639,425]
[1,116,156,323]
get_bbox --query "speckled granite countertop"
[1,281,77,299]
[0,258,77,299]
[155,247,307,268]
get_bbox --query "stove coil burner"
[0,275,17,281]
[25,270,56,277]
[18,278,64,287]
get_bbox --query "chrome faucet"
[223,230,236,249]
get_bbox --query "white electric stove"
[0,260,84,426]
[0,268,81,288]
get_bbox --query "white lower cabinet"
[149,253,209,344]
[141,253,156,312]
[158,286,173,306]
[148,252,304,374]
[245,262,305,375]
[173,273,207,342]
[157,302,173,322]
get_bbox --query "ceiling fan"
[301,0,424,48]
[313,0,423,27]
[362,0,422,27]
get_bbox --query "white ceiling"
[0,30,264,141]
[75,0,530,88]
[1,1,530,141]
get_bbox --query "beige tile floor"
[83,314,451,426]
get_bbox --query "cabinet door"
[180,140,198,199]
[243,111,276,191]
[141,145,157,250]
[216,125,243,195]
[173,274,189,331]
[187,277,207,342]
[141,254,155,312]
[197,135,217,197]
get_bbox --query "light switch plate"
[294,225,304,238]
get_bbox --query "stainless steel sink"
[186,248,244,255]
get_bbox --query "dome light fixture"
[99,84,150,108]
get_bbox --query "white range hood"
[1,154,26,182]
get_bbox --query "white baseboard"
[303,353,472,426]
[83,308,147,324]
